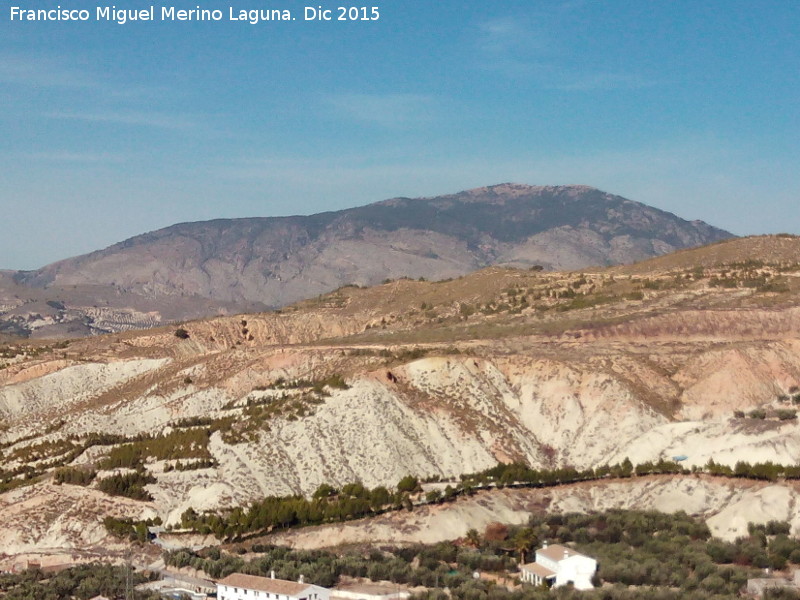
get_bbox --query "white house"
[520,542,597,590]
[217,572,331,600]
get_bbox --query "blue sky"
[1,0,798,269]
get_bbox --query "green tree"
[425,489,442,504]
[397,475,419,493]
[511,527,538,564]
[465,528,481,548]
[312,483,338,499]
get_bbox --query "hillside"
[0,270,260,339]
[265,476,800,548]
[0,235,799,560]
[0,184,731,338]
[613,234,800,275]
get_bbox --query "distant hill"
[613,234,800,274]
[15,184,732,311]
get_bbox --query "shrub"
[312,483,338,498]
[174,328,190,339]
[96,471,156,501]
[54,466,96,486]
[397,475,419,493]
[103,516,150,543]
[483,522,508,542]
[97,429,212,469]
[766,520,792,536]
[425,490,442,504]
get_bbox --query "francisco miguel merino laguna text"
[9,5,381,24]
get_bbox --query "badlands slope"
[1,235,800,557]
[266,476,800,547]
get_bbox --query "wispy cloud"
[547,71,659,92]
[0,53,99,89]
[22,151,129,164]
[478,16,551,59]
[326,93,439,127]
[476,16,552,78]
[476,7,658,91]
[0,52,171,105]
[44,110,195,130]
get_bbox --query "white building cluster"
[217,573,412,600]
[216,543,597,600]
[519,542,597,590]
[218,573,330,600]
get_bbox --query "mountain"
[12,184,731,315]
[1,235,799,559]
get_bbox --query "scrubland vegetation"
[160,508,800,600]
[0,371,349,491]
[96,471,157,501]
[100,459,800,540]
[0,563,159,600]
[97,428,213,470]
[328,255,800,346]
[8,509,800,599]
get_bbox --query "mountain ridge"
[1,184,732,338]
[17,183,732,292]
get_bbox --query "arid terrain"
[264,475,800,548]
[0,184,730,338]
[1,234,799,565]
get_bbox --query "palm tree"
[465,528,481,548]
[512,528,538,564]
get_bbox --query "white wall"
[217,583,330,600]
[554,555,597,590]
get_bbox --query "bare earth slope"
[0,235,798,559]
[267,476,800,547]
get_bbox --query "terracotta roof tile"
[537,544,585,562]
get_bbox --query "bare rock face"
[14,184,731,310]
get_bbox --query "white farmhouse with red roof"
[519,542,597,590]
[217,572,331,600]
